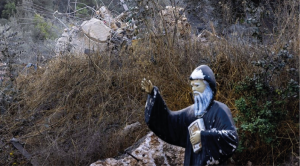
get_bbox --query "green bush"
[1,2,16,19]
[235,44,299,150]
[75,5,89,18]
[33,14,56,40]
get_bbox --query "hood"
[189,65,217,97]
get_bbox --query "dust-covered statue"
[141,65,238,165]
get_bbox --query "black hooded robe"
[145,87,238,166]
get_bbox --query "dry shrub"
[0,6,299,164]
[2,53,150,165]
[120,34,298,165]
[1,32,298,165]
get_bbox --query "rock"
[247,161,252,166]
[81,18,111,43]
[55,29,72,55]
[90,132,185,166]
[55,25,108,56]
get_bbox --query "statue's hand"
[190,130,201,145]
[141,78,153,94]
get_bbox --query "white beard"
[194,85,213,117]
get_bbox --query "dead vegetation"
[0,0,299,166]
[0,30,298,165]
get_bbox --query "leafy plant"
[75,4,90,18]
[33,14,56,40]
[235,44,299,147]
[1,2,16,19]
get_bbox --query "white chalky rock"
[81,18,111,43]
[90,132,185,166]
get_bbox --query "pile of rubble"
[55,6,136,56]
[55,5,194,56]
[90,132,185,166]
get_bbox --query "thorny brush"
[0,31,298,165]
[0,0,299,165]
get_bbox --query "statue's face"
[191,79,206,94]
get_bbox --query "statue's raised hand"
[141,78,153,94]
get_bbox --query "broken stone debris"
[55,5,204,56]
[90,132,185,166]
[55,27,78,55]
[98,6,119,30]
[55,6,135,55]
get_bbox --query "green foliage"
[33,14,56,40]
[75,5,89,18]
[1,2,16,19]
[235,45,299,148]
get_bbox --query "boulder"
[55,25,107,56]
[81,18,111,43]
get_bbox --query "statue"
[141,65,238,165]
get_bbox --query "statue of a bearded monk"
[141,65,238,165]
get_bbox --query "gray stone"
[81,18,111,43]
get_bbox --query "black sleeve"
[145,86,190,148]
[200,107,239,165]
